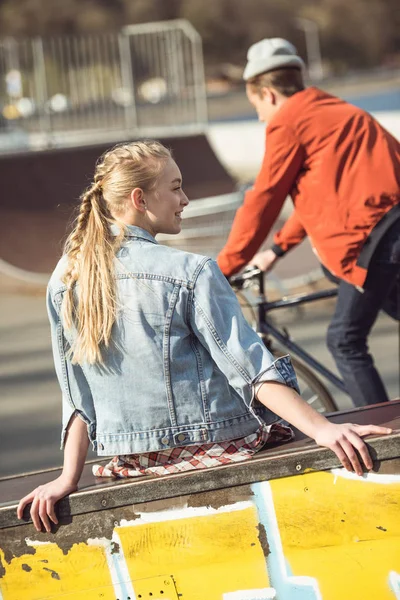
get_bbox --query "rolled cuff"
[253,355,300,394]
[270,243,287,258]
[61,405,97,451]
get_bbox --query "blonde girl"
[18,140,391,532]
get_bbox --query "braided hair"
[62,140,171,364]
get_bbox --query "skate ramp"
[0,134,238,280]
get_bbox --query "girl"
[17,140,391,532]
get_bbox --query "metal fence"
[0,20,207,152]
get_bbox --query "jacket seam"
[191,256,212,289]
[193,297,252,385]
[97,414,253,437]
[115,272,192,287]
[54,296,76,413]
[163,283,181,427]
[53,293,96,437]
[123,234,158,244]
[52,273,195,297]
[189,336,211,422]
[187,262,211,421]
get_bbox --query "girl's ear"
[131,188,146,213]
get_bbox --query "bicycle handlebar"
[229,267,263,290]
[230,267,339,305]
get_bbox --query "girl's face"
[144,157,189,237]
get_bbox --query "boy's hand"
[249,249,279,272]
[17,475,77,533]
[314,422,392,476]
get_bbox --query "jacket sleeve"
[46,286,97,450]
[190,259,299,408]
[217,124,304,276]
[272,209,308,256]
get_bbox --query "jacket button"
[161,436,169,445]
[177,433,187,442]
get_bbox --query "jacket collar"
[267,86,325,129]
[110,223,158,245]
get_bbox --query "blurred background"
[0,0,399,477]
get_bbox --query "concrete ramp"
[0,134,238,281]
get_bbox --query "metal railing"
[0,20,207,153]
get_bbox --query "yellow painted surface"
[133,574,179,599]
[0,542,114,600]
[270,471,400,600]
[1,471,399,599]
[117,506,270,599]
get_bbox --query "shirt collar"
[110,223,158,245]
[267,86,319,129]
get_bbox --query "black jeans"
[325,220,400,407]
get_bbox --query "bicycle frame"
[255,276,348,394]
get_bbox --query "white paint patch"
[87,537,111,547]
[87,534,137,599]
[389,571,400,599]
[252,481,322,600]
[119,500,253,528]
[330,469,400,484]
[223,588,276,599]
[24,538,52,547]
[105,530,137,600]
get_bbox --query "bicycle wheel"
[234,288,338,412]
[288,356,338,413]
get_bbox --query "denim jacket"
[47,225,299,456]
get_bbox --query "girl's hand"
[314,422,392,476]
[17,476,78,533]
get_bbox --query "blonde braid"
[62,181,102,326]
[60,140,171,365]
[62,176,125,364]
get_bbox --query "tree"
[0,0,399,73]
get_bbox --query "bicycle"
[230,267,350,413]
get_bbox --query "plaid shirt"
[92,422,293,478]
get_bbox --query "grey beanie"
[243,38,305,81]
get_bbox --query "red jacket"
[217,87,400,287]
